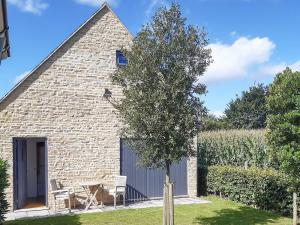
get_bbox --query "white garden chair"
[107,176,127,208]
[50,179,76,212]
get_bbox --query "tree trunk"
[163,163,174,225]
[293,192,298,225]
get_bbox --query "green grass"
[5,196,291,225]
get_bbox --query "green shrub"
[198,129,269,169]
[0,159,9,223]
[266,68,300,188]
[207,165,293,216]
[197,167,208,196]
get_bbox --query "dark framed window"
[116,50,128,66]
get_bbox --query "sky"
[0,0,300,117]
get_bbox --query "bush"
[224,83,268,129]
[197,167,208,196]
[0,159,9,223]
[200,114,227,131]
[207,165,293,216]
[198,129,269,169]
[266,68,300,187]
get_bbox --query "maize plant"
[198,129,270,169]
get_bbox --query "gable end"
[0,3,132,108]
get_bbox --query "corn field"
[198,129,270,168]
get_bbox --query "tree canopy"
[266,68,300,187]
[112,3,211,169]
[224,83,268,129]
[200,113,226,131]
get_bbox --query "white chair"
[50,179,76,212]
[107,176,127,208]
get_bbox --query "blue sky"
[1,0,299,116]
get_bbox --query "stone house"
[0,3,197,212]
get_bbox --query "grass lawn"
[5,196,291,225]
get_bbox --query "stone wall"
[0,5,197,212]
[187,137,198,197]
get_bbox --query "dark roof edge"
[2,0,10,57]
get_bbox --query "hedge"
[198,129,269,169]
[207,165,293,216]
[0,159,8,223]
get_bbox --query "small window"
[116,50,128,66]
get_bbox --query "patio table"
[80,181,104,210]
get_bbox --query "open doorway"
[13,138,47,210]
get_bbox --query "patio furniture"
[80,181,104,210]
[50,179,76,212]
[107,175,127,208]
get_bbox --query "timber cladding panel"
[0,4,197,211]
[120,140,188,201]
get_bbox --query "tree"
[266,68,300,185]
[112,3,211,225]
[224,83,268,129]
[201,113,226,131]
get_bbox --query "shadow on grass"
[5,214,82,225]
[195,206,283,225]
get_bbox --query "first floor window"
[116,50,128,66]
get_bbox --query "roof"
[0,2,132,105]
[0,0,10,60]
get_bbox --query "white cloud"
[258,63,285,76]
[7,0,48,14]
[14,71,30,84]
[290,60,300,71]
[145,0,168,18]
[75,0,118,7]
[211,110,225,118]
[230,31,238,37]
[258,60,300,76]
[201,37,276,83]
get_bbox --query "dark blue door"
[13,139,27,209]
[120,140,187,201]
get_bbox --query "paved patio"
[5,197,210,221]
